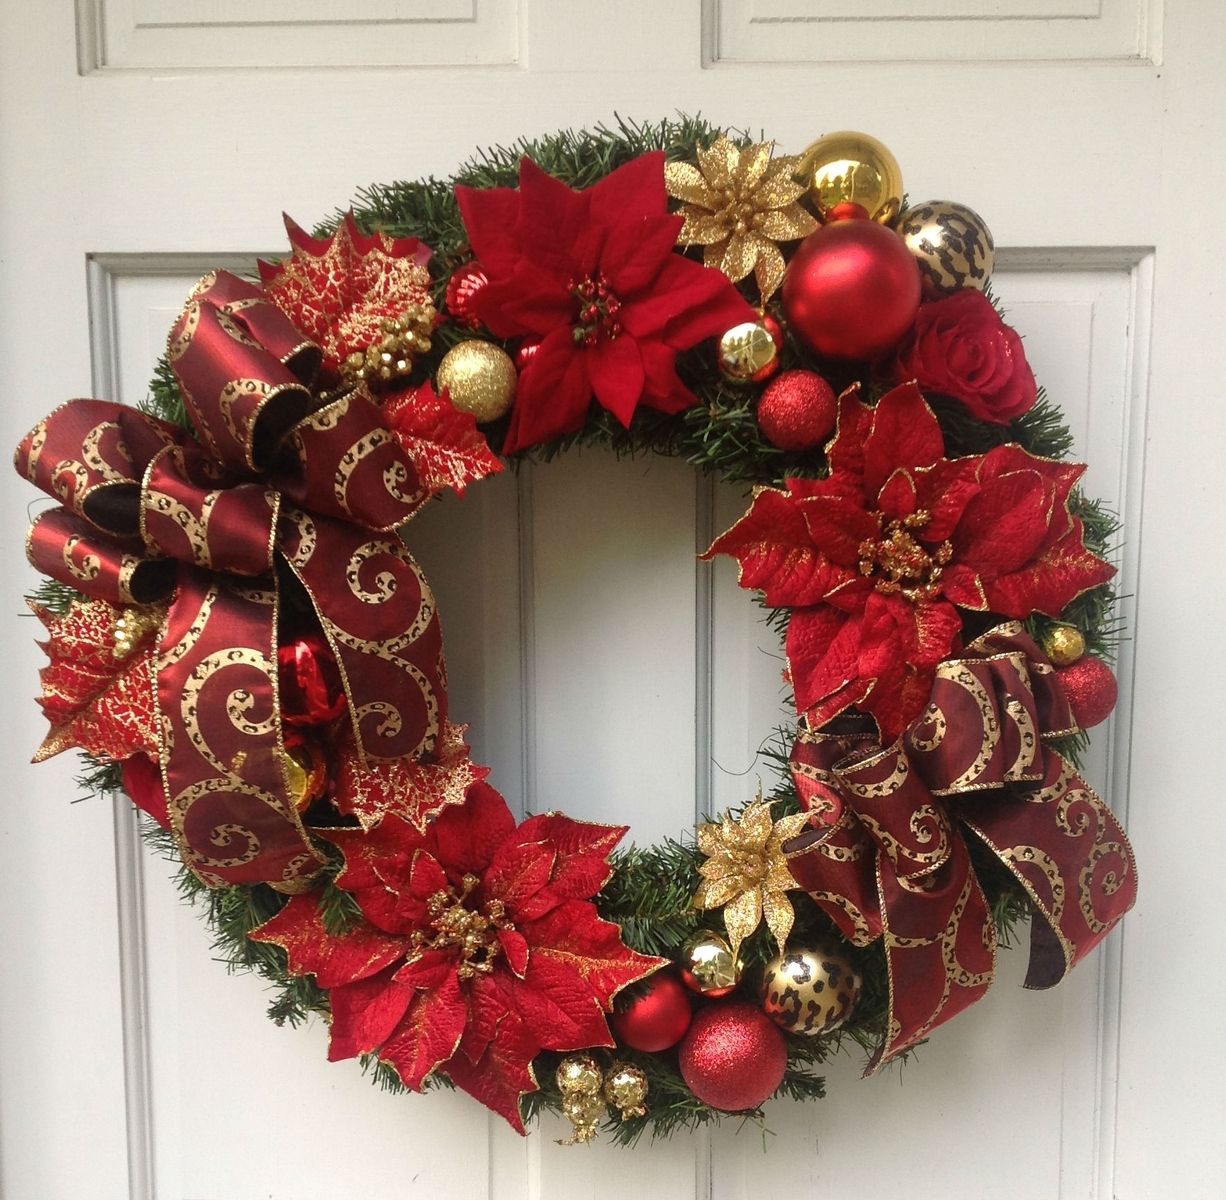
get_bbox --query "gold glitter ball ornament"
[555,1054,603,1097]
[717,314,782,383]
[280,742,328,814]
[761,946,862,1036]
[896,201,995,298]
[798,131,904,225]
[1043,624,1087,667]
[435,340,517,424]
[559,1089,607,1145]
[678,930,742,997]
[603,1063,649,1120]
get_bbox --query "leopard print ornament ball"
[761,946,862,1036]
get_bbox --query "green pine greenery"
[34,114,1117,1145]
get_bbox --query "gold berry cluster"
[342,301,436,387]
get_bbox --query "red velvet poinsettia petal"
[482,838,556,917]
[444,1010,540,1134]
[589,150,669,228]
[910,458,983,541]
[602,214,686,299]
[393,948,456,992]
[982,521,1116,617]
[940,562,990,609]
[512,813,625,901]
[503,328,593,454]
[323,820,428,935]
[499,928,531,978]
[876,468,918,524]
[954,468,1051,575]
[248,896,410,989]
[862,382,945,497]
[485,266,576,338]
[454,185,525,278]
[504,963,612,1052]
[824,385,876,488]
[457,971,506,1064]
[514,158,598,282]
[799,494,880,566]
[327,965,416,1062]
[786,604,869,716]
[703,488,859,607]
[637,339,698,413]
[588,334,646,427]
[621,253,753,346]
[519,899,664,1021]
[380,974,469,1092]
[426,781,519,880]
[382,384,503,500]
[408,849,451,902]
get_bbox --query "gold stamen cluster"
[857,509,953,602]
[665,136,817,302]
[409,873,512,980]
[692,795,810,960]
[342,301,436,387]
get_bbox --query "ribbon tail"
[279,508,446,764]
[157,572,325,892]
[956,750,1138,990]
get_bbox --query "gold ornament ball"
[798,131,904,225]
[435,340,517,424]
[896,201,996,298]
[1044,624,1087,667]
[679,930,742,998]
[280,742,327,813]
[760,946,862,1036]
[603,1063,649,1119]
[555,1053,603,1096]
[717,315,782,383]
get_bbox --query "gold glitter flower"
[692,796,811,960]
[665,136,817,302]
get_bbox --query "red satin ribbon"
[16,271,447,892]
[783,623,1137,1070]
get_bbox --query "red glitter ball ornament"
[678,1002,787,1112]
[1057,656,1118,729]
[756,368,838,451]
[781,214,921,362]
[611,970,693,1052]
[444,261,489,329]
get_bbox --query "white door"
[2,3,1222,1198]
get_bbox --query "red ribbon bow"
[16,271,447,892]
[783,623,1136,1069]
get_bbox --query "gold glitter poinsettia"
[665,136,817,302]
[693,796,811,959]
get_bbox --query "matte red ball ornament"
[678,1002,787,1112]
[782,215,921,362]
[611,970,693,1052]
[1057,656,1118,729]
[757,369,838,451]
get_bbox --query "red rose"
[889,289,1037,425]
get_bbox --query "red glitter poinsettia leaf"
[520,900,665,1022]
[983,521,1116,618]
[248,895,410,989]
[382,383,503,499]
[258,213,433,374]
[327,965,416,1062]
[787,604,870,717]
[380,973,468,1092]
[703,488,857,607]
[511,813,626,902]
[906,458,983,541]
[393,948,454,992]
[499,928,531,977]
[321,821,432,935]
[443,1009,540,1134]
[482,839,556,917]
[862,382,945,497]
[427,781,520,881]
[332,719,490,832]
[824,385,876,485]
[503,964,612,1053]
[799,494,880,567]
[955,468,1052,575]
[31,598,160,764]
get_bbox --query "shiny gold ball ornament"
[716,314,782,383]
[603,1063,649,1120]
[555,1054,603,1097]
[798,131,904,225]
[760,946,862,1036]
[678,930,742,997]
[1043,624,1087,667]
[435,340,517,423]
[896,201,996,297]
[559,1089,607,1145]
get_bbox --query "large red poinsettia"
[251,782,663,1131]
[456,152,755,454]
[706,381,1115,741]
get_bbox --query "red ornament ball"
[757,369,838,451]
[678,1002,787,1112]
[1058,656,1118,729]
[611,970,693,1052]
[782,216,921,362]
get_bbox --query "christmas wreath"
[16,118,1136,1146]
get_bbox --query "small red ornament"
[1058,656,1118,728]
[678,1002,787,1112]
[782,216,921,362]
[444,262,488,329]
[611,970,693,1052]
[756,369,838,451]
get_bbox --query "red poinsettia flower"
[455,152,755,454]
[250,782,663,1131]
[705,381,1114,741]
[258,213,434,380]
